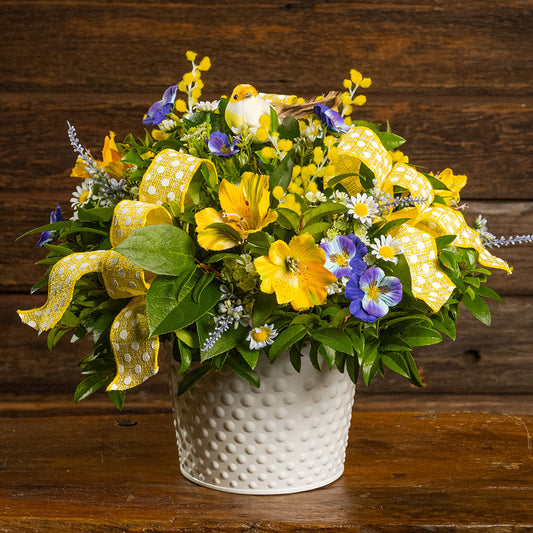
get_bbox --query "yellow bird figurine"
[225,84,272,138]
[225,83,342,140]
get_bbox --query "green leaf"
[252,292,277,328]
[151,277,221,336]
[300,221,331,240]
[114,225,196,276]
[76,206,115,223]
[462,293,491,326]
[360,340,381,386]
[267,325,307,362]
[74,373,108,403]
[435,235,456,250]
[237,345,260,369]
[476,285,503,303]
[17,221,72,241]
[425,174,451,191]
[228,356,260,387]
[402,326,442,347]
[302,202,347,228]
[145,269,195,334]
[174,329,199,348]
[310,328,353,354]
[275,207,301,232]
[318,344,336,370]
[107,390,126,410]
[376,131,406,150]
[269,149,295,190]
[177,365,212,395]
[175,338,193,374]
[279,115,300,139]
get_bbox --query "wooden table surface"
[1,410,531,532]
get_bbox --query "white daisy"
[70,178,94,209]
[247,324,278,350]
[370,235,402,264]
[346,193,379,225]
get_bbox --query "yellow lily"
[195,172,277,250]
[254,234,336,310]
[436,168,467,205]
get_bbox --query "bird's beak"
[244,92,253,98]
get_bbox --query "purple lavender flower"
[142,84,179,126]
[345,266,402,322]
[314,103,350,133]
[37,206,63,247]
[320,234,367,279]
[206,131,240,157]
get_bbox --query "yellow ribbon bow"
[19,150,215,391]
[329,126,511,312]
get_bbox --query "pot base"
[169,350,355,495]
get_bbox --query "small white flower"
[370,235,402,263]
[346,193,379,225]
[247,324,278,350]
[159,118,178,133]
[305,191,327,204]
[301,119,322,141]
[193,100,219,112]
[70,178,94,209]
[332,190,350,205]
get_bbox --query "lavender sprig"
[201,314,232,352]
[485,234,533,248]
[67,121,109,181]
[380,195,428,210]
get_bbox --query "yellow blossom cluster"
[175,50,211,114]
[257,115,294,160]
[341,69,372,122]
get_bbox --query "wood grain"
[1,412,531,531]
[0,1,531,96]
[1,0,532,407]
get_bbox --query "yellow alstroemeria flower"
[195,172,277,251]
[70,132,127,179]
[437,168,467,205]
[254,234,336,310]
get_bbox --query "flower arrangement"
[18,51,532,409]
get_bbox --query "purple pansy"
[313,103,350,133]
[142,84,179,126]
[37,205,63,247]
[345,266,402,323]
[206,131,240,157]
[320,234,367,279]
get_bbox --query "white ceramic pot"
[168,349,355,495]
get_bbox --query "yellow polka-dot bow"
[329,127,512,312]
[19,150,216,391]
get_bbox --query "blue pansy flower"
[142,84,179,126]
[320,234,367,279]
[313,103,350,133]
[345,266,402,322]
[206,131,240,157]
[37,205,63,247]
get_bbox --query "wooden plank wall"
[1,0,532,413]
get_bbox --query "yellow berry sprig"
[257,114,294,160]
[175,51,211,114]
[341,69,372,119]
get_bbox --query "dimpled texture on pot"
[168,351,356,495]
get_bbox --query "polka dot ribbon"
[18,150,216,390]
[330,127,512,312]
